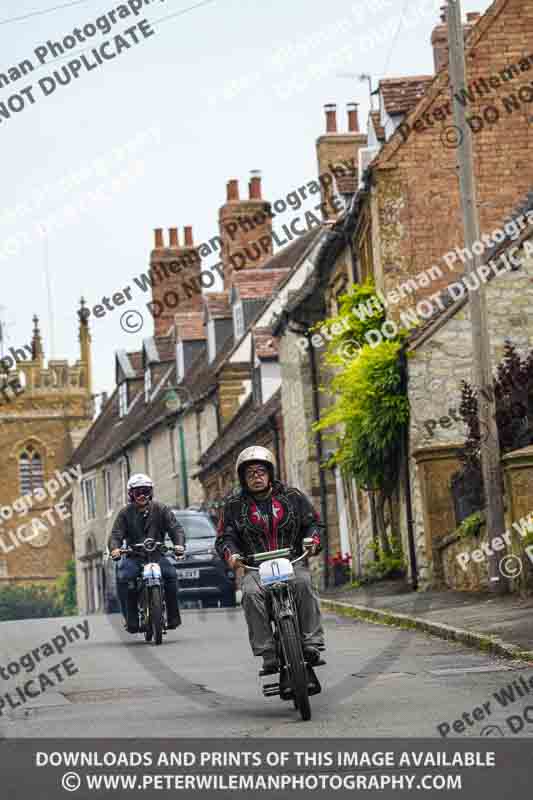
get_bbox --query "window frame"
[118,381,128,418]
[82,476,97,523]
[19,446,44,495]
[103,468,112,516]
[176,342,185,382]
[207,319,216,363]
[144,367,152,402]
[233,301,244,339]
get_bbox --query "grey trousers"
[241,564,325,657]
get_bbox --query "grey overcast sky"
[0,0,488,397]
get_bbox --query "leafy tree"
[313,282,409,557]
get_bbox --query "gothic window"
[19,446,44,495]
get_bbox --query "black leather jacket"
[215,480,323,561]
[109,501,185,552]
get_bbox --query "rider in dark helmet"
[215,447,326,673]
[109,473,185,633]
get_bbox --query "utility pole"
[447,0,507,592]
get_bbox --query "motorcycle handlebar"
[238,546,312,572]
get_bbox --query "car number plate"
[179,569,200,580]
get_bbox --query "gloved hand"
[303,537,319,556]
[228,553,244,570]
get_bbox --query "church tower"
[0,304,93,587]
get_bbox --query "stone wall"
[439,527,490,592]
[407,242,533,587]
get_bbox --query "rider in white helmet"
[215,447,325,673]
[109,473,185,632]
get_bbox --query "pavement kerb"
[320,598,533,664]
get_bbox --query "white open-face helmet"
[127,473,153,503]
[236,446,275,486]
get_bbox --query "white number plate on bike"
[179,569,200,580]
[259,558,294,587]
[143,563,162,580]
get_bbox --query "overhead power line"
[0,0,91,28]
[382,0,410,76]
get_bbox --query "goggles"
[131,486,152,499]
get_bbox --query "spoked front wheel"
[279,616,311,721]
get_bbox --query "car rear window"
[172,513,216,540]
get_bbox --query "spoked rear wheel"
[279,616,311,721]
[149,586,164,645]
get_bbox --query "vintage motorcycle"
[241,541,325,721]
[113,538,178,645]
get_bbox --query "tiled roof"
[198,389,281,474]
[263,227,323,270]
[369,110,385,142]
[173,312,206,341]
[379,76,433,116]
[203,292,231,320]
[72,361,176,471]
[253,327,278,359]
[232,268,290,300]
[181,331,236,404]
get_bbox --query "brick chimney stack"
[347,102,359,132]
[316,103,367,220]
[325,103,337,133]
[431,7,480,73]
[218,171,273,291]
[149,225,202,338]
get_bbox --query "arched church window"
[19,445,44,494]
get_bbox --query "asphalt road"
[1,607,532,739]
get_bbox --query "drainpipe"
[269,416,282,483]
[307,330,330,590]
[178,423,189,507]
[399,347,418,591]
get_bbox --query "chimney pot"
[169,227,179,247]
[324,103,337,133]
[184,226,193,247]
[347,102,359,132]
[227,179,239,202]
[249,170,262,200]
[154,228,164,248]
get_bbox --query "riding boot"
[165,581,181,629]
[126,584,139,632]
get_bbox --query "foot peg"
[259,666,280,677]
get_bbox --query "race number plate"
[179,569,200,580]
[259,558,294,587]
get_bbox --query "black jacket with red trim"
[215,480,323,561]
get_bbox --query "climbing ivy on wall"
[312,281,409,556]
